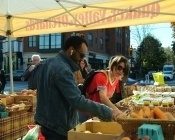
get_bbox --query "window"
[39,35,49,49]
[51,34,61,49]
[87,33,93,47]
[116,42,121,53]
[99,38,103,49]
[39,33,61,49]
[28,36,36,47]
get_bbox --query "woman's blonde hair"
[108,55,129,81]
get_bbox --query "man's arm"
[22,65,35,81]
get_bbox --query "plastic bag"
[22,125,40,140]
[152,72,165,85]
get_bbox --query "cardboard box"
[68,120,124,140]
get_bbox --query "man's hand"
[28,65,35,71]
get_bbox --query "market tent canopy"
[0,0,175,92]
[0,0,175,38]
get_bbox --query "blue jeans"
[41,126,67,140]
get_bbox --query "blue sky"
[130,23,174,48]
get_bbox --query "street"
[165,79,175,86]
[4,77,175,93]
[4,81,28,93]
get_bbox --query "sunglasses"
[76,50,86,58]
[116,65,125,71]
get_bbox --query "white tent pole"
[8,36,14,93]
[7,15,14,93]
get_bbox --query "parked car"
[126,77,138,85]
[5,70,25,81]
[163,65,174,80]
[163,71,174,80]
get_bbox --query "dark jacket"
[0,70,6,92]
[22,64,39,89]
[22,65,34,89]
[35,51,112,136]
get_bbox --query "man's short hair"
[63,36,88,51]
[31,54,41,61]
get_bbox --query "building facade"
[2,27,130,72]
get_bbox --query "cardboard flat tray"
[68,119,124,140]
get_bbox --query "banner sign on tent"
[0,0,175,37]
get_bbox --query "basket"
[7,105,32,116]
[117,107,175,140]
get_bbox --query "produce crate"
[68,119,124,140]
[14,95,36,112]
[124,85,137,97]
[0,95,15,106]
[14,95,36,107]
[20,112,34,127]
[0,117,12,136]
[117,107,175,140]
[0,126,28,140]
[8,105,32,116]
[0,112,34,138]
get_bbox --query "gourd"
[153,107,168,120]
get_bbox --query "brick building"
[2,27,130,72]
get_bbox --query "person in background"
[74,58,90,84]
[0,69,6,94]
[74,70,84,85]
[35,36,122,140]
[79,58,90,79]
[85,55,129,113]
[22,54,41,89]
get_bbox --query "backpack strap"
[96,70,108,85]
[85,70,108,96]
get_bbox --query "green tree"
[172,41,175,55]
[136,35,167,77]
[164,47,174,64]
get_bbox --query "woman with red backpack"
[79,55,129,122]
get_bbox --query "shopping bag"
[22,125,40,140]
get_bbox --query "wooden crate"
[0,95,14,106]
[0,126,28,140]
[0,117,12,136]
[14,95,36,107]
[0,112,34,139]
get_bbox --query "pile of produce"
[129,106,175,120]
